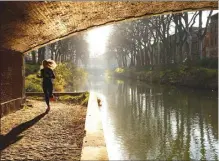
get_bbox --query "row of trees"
[27,33,89,66]
[27,10,214,69]
[106,10,213,68]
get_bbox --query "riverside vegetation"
[25,63,88,92]
[107,58,218,90]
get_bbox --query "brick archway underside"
[0,1,217,53]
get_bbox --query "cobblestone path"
[0,100,86,161]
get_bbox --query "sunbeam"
[86,25,113,58]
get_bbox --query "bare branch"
[189,12,199,28]
[201,10,213,39]
[188,11,199,26]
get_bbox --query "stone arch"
[0,1,217,53]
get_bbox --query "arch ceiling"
[0,1,217,53]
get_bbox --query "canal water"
[77,75,218,160]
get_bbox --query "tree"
[38,46,45,64]
[182,12,199,61]
[31,50,36,64]
[197,10,213,59]
[48,42,60,61]
[105,10,214,68]
[48,33,89,65]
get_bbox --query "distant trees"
[106,10,214,68]
[26,33,89,66]
[26,10,214,69]
[47,34,89,65]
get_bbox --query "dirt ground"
[0,99,87,161]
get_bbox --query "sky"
[86,10,218,58]
[169,10,219,34]
[192,10,218,27]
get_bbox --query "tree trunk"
[31,50,36,64]
[199,11,203,60]
[187,34,193,61]
[173,25,177,63]
[150,46,154,65]
[130,52,134,67]
[140,48,145,66]
[38,47,45,64]
[179,44,183,63]
[51,51,54,60]
[144,47,148,65]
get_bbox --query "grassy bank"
[58,92,90,106]
[27,92,90,107]
[109,65,218,90]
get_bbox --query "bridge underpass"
[0,1,217,116]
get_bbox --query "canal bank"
[109,65,218,90]
[81,92,108,160]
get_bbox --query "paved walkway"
[0,100,86,161]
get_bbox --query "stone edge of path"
[25,92,85,97]
[80,92,108,161]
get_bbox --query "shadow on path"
[0,111,48,151]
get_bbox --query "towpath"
[0,100,86,161]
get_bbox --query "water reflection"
[79,77,218,160]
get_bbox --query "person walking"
[37,59,57,112]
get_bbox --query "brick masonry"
[0,49,25,117]
[0,2,217,53]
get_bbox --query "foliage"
[159,66,217,86]
[105,70,113,77]
[66,63,88,89]
[25,62,88,92]
[195,58,218,69]
[115,68,125,73]
[53,63,72,92]
[25,64,40,76]
[25,74,42,92]
[80,92,90,106]
[189,67,217,81]
[111,65,218,89]
[59,92,89,106]
[116,79,124,84]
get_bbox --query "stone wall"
[0,49,25,117]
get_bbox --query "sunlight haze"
[86,25,113,58]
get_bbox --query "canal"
[76,75,218,160]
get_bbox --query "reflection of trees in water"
[108,80,218,160]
